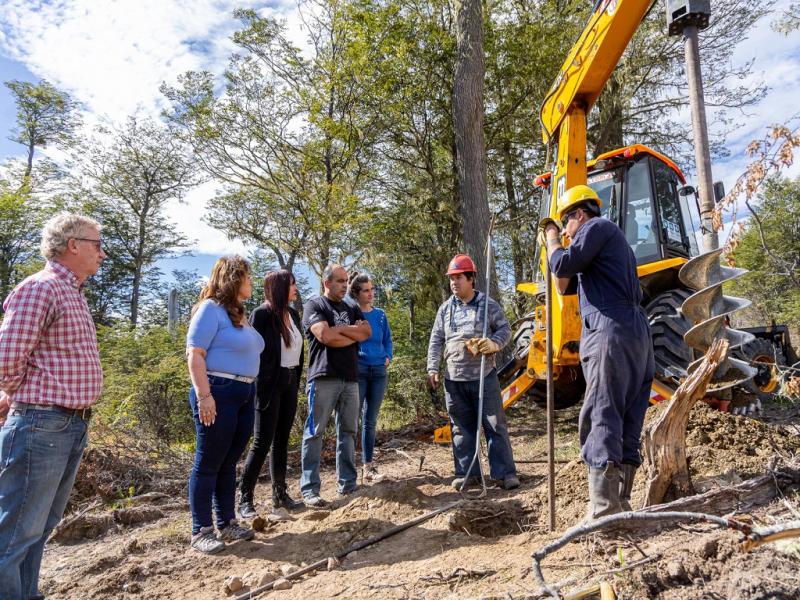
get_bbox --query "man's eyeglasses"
[561,209,580,228]
[73,238,103,251]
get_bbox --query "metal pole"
[683,24,718,252]
[545,252,556,532]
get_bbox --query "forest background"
[0,0,799,449]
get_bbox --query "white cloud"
[0,0,297,254]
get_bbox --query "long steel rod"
[545,248,556,532]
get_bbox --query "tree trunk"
[452,0,495,298]
[641,338,730,507]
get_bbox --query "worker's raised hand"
[537,217,561,247]
[427,371,440,389]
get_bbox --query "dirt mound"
[533,459,587,529]
[621,530,800,599]
[447,499,531,537]
[684,402,800,482]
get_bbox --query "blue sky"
[0,0,798,281]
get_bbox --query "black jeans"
[239,367,299,497]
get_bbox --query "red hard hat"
[446,254,477,275]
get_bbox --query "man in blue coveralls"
[541,185,654,518]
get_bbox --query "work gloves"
[537,217,561,248]
[466,337,501,356]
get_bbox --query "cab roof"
[534,144,687,186]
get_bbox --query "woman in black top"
[239,270,304,517]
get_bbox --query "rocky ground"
[39,400,800,599]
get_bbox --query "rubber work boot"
[272,482,302,511]
[586,463,623,520]
[619,463,638,512]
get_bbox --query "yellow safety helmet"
[556,184,602,221]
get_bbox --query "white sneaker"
[363,464,385,483]
[191,527,225,554]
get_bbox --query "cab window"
[652,159,692,257]
[624,160,659,264]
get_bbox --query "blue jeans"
[358,363,388,464]
[300,377,359,497]
[444,370,517,480]
[188,376,255,535]
[0,405,89,600]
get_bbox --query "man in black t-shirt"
[299,264,371,507]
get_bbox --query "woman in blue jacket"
[348,272,393,482]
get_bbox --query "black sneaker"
[239,501,257,520]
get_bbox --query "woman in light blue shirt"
[185,256,264,554]
[348,272,393,483]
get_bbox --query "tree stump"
[641,338,730,507]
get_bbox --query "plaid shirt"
[0,261,103,410]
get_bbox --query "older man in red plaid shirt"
[0,212,106,600]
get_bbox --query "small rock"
[327,556,340,571]
[223,576,244,594]
[252,516,268,531]
[273,578,293,590]
[258,570,278,586]
[346,551,358,561]
[279,564,296,576]
[122,582,141,593]
[666,561,686,580]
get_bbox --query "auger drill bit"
[678,249,758,393]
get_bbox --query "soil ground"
[39,400,800,599]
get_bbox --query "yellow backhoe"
[434,0,790,443]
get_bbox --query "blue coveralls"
[548,218,655,468]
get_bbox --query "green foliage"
[97,324,194,446]
[77,116,197,325]
[729,177,800,328]
[4,79,81,176]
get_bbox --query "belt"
[207,371,256,384]
[10,401,92,420]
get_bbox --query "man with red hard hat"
[426,254,519,490]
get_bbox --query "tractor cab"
[536,144,702,267]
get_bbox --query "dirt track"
[40,401,800,599]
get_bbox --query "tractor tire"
[645,288,694,384]
[529,368,586,410]
[733,337,787,401]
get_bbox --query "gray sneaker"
[303,494,329,508]
[191,526,225,554]
[502,475,521,490]
[218,519,255,542]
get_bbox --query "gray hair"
[40,212,102,260]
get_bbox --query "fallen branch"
[531,511,754,599]
[235,500,463,600]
